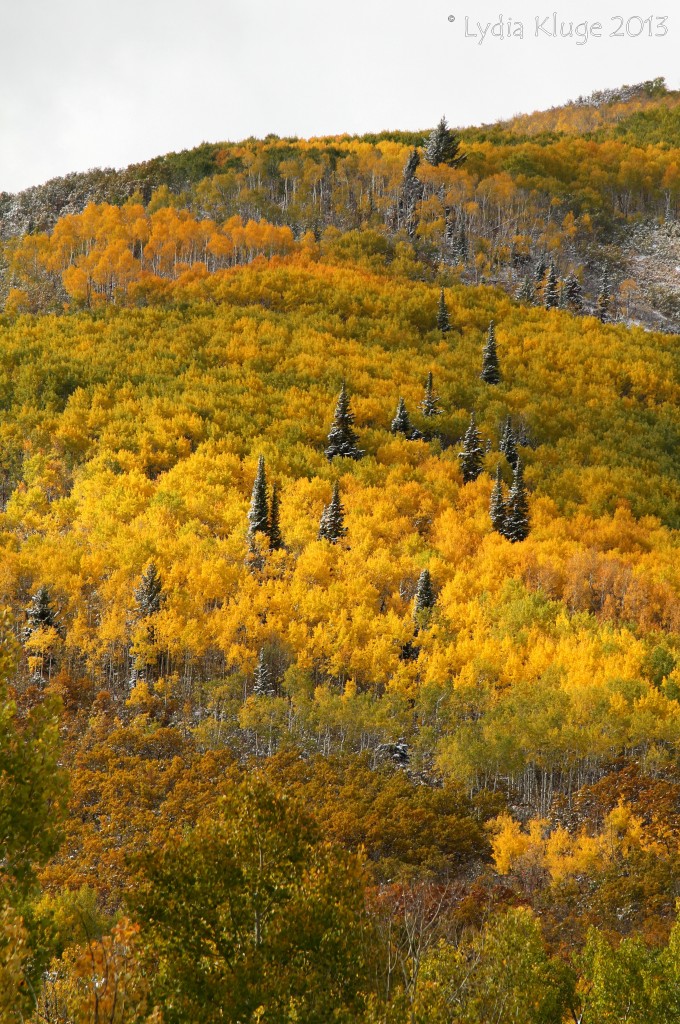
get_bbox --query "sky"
[0,0,676,193]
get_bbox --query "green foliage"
[131,780,374,1024]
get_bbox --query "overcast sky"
[0,0,676,193]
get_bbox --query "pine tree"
[421,371,442,417]
[499,416,518,470]
[597,270,613,323]
[458,413,484,483]
[413,568,436,616]
[318,482,347,543]
[489,466,507,535]
[248,456,269,536]
[268,482,284,550]
[391,397,413,437]
[544,261,559,309]
[535,254,549,285]
[563,273,584,313]
[451,223,469,265]
[133,563,163,618]
[480,322,501,385]
[425,117,466,167]
[436,288,451,333]
[325,383,363,461]
[504,459,530,542]
[399,149,423,237]
[253,648,276,697]
[23,584,62,645]
[516,276,535,304]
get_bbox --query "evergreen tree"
[458,413,485,483]
[24,584,58,639]
[534,254,549,285]
[563,273,584,313]
[516,276,535,304]
[489,466,507,535]
[248,456,269,536]
[451,222,469,265]
[268,483,284,551]
[421,371,442,417]
[480,322,501,385]
[499,416,519,470]
[252,648,276,697]
[436,288,451,333]
[318,482,347,543]
[325,383,363,461]
[133,563,163,618]
[391,397,413,437]
[425,117,466,167]
[504,459,530,542]
[399,149,423,238]
[413,568,436,616]
[544,261,559,309]
[597,270,613,323]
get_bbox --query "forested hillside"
[0,88,679,1023]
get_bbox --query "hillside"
[1,89,679,1023]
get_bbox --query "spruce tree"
[563,273,584,313]
[24,584,58,638]
[535,254,549,285]
[499,416,518,470]
[248,456,269,536]
[489,466,507,535]
[391,397,413,437]
[318,482,347,543]
[451,223,469,265]
[425,117,466,168]
[516,276,535,304]
[325,383,363,461]
[413,568,436,617]
[504,459,530,543]
[268,483,284,551]
[480,322,501,385]
[421,371,442,417]
[544,261,559,309]
[253,648,276,697]
[133,563,163,618]
[597,270,613,323]
[458,413,485,483]
[436,288,451,333]
[399,149,423,237]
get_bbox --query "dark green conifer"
[535,254,549,284]
[563,273,584,313]
[458,413,484,483]
[391,397,413,437]
[248,456,269,536]
[24,584,58,638]
[480,322,501,385]
[133,563,163,618]
[318,482,347,543]
[425,117,466,167]
[253,648,276,697]
[325,383,363,461]
[436,288,451,333]
[500,416,518,470]
[489,466,507,535]
[597,270,613,323]
[452,223,469,265]
[504,459,530,542]
[421,371,442,417]
[516,276,536,304]
[413,568,436,617]
[268,483,284,551]
[545,261,560,309]
[400,149,423,237]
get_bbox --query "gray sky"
[0,0,676,193]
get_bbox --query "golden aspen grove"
[0,79,679,1023]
